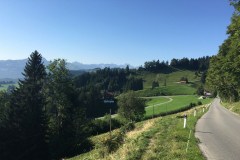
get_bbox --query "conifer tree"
[0,51,49,160]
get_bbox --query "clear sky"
[0,0,234,66]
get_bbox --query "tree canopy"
[117,91,146,121]
[206,1,240,102]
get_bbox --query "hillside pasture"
[139,70,199,89]
[136,83,197,97]
[135,70,202,97]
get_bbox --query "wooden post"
[110,108,112,138]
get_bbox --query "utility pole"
[109,108,112,138]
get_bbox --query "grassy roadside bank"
[68,104,210,160]
[222,101,240,115]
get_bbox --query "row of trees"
[170,57,211,71]
[140,56,211,73]
[142,60,172,73]
[206,0,240,102]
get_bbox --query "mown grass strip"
[124,127,159,160]
[141,106,207,160]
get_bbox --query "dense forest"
[206,0,240,102]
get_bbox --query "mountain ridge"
[0,58,133,79]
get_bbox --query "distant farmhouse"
[204,91,212,97]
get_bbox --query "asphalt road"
[195,98,240,160]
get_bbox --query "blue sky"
[0,0,234,66]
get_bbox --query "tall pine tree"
[0,51,49,160]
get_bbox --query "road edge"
[194,102,212,160]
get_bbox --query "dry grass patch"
[127,118,158,139]
[104,118,160,160]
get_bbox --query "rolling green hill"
[139,70,198,88]
[135,70,202,97]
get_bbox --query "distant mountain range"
[0,58,132,80]
[68,61,131,70]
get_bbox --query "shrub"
[152,81,159,89]
[120,121,135,133]
[189,102,196,107]
[97,131,125,157]
[91,117,122,135]
[197,85,204,95]
[197,101,202,105]
[118,91,146,121]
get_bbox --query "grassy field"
[138,70,199,89]
[68,104,210,160]
[145,95,212,117]
[135,70,202,97]
[136,84,197,96]
[145,96,170,106]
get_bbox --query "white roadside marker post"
[203,108,205,113]
[183,114,187,128]
[194,109,196,117]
